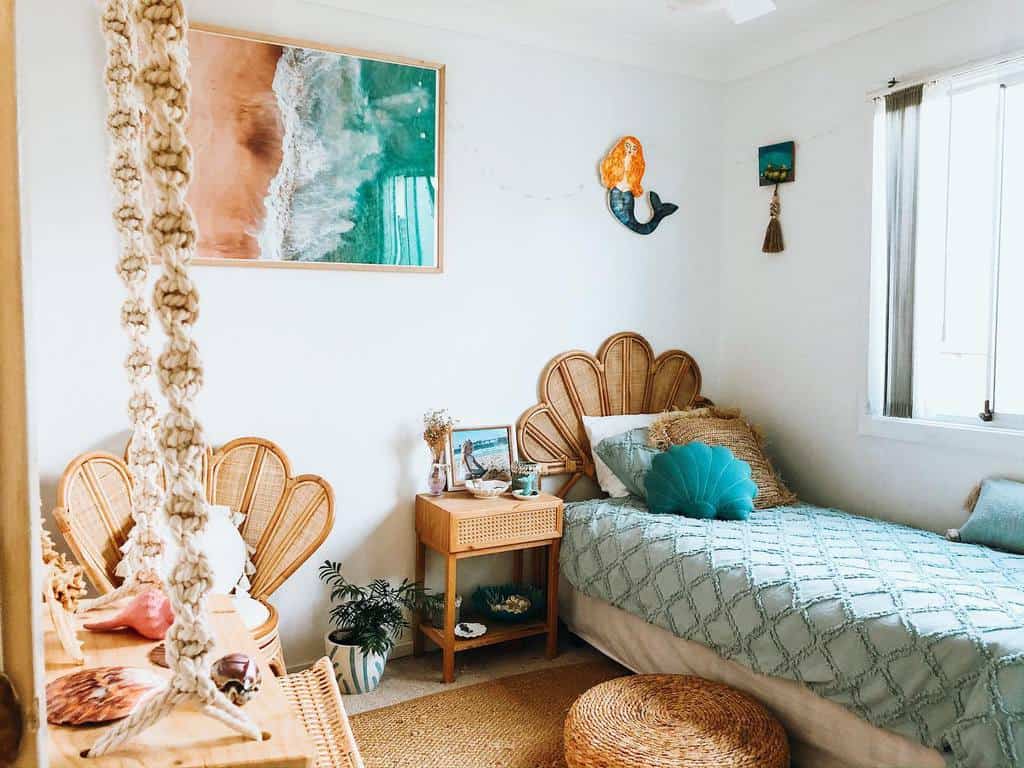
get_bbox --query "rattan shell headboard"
[516,332,704,497]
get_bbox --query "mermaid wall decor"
[599,136,679,235]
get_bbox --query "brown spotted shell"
[147,642,168,669]
[211,653,261,706]
[46,667,165,725]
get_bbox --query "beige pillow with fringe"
[648,407,797,510]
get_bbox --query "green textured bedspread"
[561,497,1024,768]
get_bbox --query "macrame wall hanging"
[758,140,795,254]
[84,0,166,617]
[83,0,263,757]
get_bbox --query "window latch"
[980,400,995,422]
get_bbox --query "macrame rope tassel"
[82,0,166,615]
[88,0,261,756]
[762,184,784,254]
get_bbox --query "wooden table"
[44,594,313,768]
[414,491,564,683]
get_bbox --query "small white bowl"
[464,479,510,499]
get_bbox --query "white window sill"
[858,414,1024,459]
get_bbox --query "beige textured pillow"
[648,408,796,510]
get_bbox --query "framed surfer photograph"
[186,24,444,272]
[446,425,515,490]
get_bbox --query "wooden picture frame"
[446,425,516,490]
[186,23,445,273]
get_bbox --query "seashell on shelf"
[211,653,261,706]
[491,594,531,615]
[46,667,165,725]
[83,589,174,641]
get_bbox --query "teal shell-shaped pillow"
[645,442,758,520]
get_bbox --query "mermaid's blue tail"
[608,188,679,235]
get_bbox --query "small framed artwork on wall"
[758,141,795,186]
[447,426,515,490]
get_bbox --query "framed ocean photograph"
[446,425,515,490]
[758,140,795,186]
[186,24,444,272]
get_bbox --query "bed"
[516,332,1024,768]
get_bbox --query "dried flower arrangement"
[422,408,455,463]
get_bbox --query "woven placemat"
[349,660,626,768]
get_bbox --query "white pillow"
[582,413,659,497]
[159,504,246,595]
[232,593,270,630]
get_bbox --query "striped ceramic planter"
[325,631,389,694]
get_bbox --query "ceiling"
[302,0,956,81]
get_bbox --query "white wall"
[18,0,723,665]
[718,0,1024,535]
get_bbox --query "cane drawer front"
[416,493,563,554]
[455,503,561,551]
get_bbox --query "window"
[870,56,1024,430]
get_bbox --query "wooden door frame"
[0,0,46,765]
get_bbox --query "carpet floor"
[349,659,627,768]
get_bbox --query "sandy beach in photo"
[188,31,284,260]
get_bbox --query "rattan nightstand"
[413,491,564,683]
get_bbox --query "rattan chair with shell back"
[53,436,335,675]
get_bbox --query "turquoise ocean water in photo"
[260,48,438,266]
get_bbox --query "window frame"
[865,57,1024,439]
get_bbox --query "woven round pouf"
[564,675,789,768]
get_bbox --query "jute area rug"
[349,660,627,768]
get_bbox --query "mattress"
[560,497,1024,768]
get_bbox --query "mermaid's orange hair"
[600,136,645,197]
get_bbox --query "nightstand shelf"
[418,617,548,653]
[414,491,564,683]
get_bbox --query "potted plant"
[319,560,421,693]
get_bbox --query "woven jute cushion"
[564,675,789,768]
[648,408,796,510]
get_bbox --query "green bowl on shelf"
[471,583,545,623]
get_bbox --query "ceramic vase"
[325,631,389,694]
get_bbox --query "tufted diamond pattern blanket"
[561,498,1024,768]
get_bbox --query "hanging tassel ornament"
[762,184,784,253]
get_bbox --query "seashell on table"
[83,589,174,641]
[46,666,166,726]
[147,642,168,669]
[211,653,262,706]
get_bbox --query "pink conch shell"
[84,589,174,641]
[46,666,165,725]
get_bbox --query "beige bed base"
[562,583,946,768]
[517,333,945,768]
